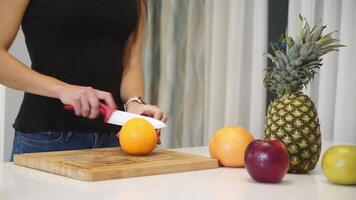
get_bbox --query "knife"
[63,103,166,129]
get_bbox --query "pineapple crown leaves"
[264,15,345,95]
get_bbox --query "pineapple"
[264,15,344,174]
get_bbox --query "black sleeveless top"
[13,0,138,133]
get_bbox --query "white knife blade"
[64,104,166,129]
[107,110,166,129]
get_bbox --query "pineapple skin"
[264,92,322,174]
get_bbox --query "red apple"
[245,139,289,183]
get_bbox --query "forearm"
[0,49,67,98]
[120,63,144,103]
[120,0,146,104]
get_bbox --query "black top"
[13,0,138,133]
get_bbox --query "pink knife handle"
[63,103,113,123]
[98,103,114,123]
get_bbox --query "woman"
[0,0,167,160]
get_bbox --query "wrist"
[52,82,69,99]
[124,96,145,111]
[125,101,141,111]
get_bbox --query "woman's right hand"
[56,84,117,119]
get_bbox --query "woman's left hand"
[125,102,167,144]
[126,102,168,123]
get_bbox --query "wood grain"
[13,148,218,181]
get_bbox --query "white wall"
[0,30,29,162]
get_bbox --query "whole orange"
[209,126,254,167]
[118,118,157,156]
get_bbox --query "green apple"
[321,145,356,185]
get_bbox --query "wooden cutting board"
[13,147,218,181]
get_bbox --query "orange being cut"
[118,118,157,156]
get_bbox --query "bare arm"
[120,33,145,104]
[120,1,167,123]
[0,0,66,98]
[0,0,116,119]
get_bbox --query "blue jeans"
[11,131,119,161]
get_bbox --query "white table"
[0,144,355,200]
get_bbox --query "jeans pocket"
[20,131,65,147]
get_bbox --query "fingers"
[81,88,116,119]
[140,105,167,122]
[60,85,117,119]
[79,87,101,118]
[95,89,117,109]
[142,105,161,119]
[153,110,163,120]
[141,106,157,117]
[72,100,82,116]
[88,99,99,119]
[161,112,168,123]
[80,94,90,117]
[86,88,100,119]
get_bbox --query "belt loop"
[64,131,73,142]
[93,133,99,148]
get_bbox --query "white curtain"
[288,0,356,143]
[143,0,268,148]
[204,0,267,144]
